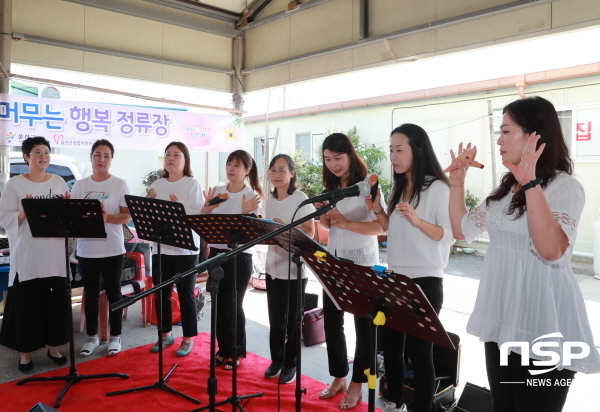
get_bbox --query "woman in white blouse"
[371,124,453,412]
[449,96,600,412]
[316,133,384,410]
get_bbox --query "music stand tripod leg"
[18,234,129,409]
[106,241,200,404]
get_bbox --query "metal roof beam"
[63,0,241,38]
[242,0,554,72]
[141,0,241,24]
[240,0,335,31]
[13,33,234,74]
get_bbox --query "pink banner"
[0,94,243,152]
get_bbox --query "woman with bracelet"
[147,141,205,357]
[370,124,453,412]
[72,139,131,357]
[202,149,262,370]
[263,154,315,384]
[316,133,385,410]
[0,136,71,372]
[448,96,600,412]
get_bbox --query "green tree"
[292,126,391,199]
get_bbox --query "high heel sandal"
[338,390,362,410]
[223,356,242,370]
[319,379,348,400]
[214,351,226,367]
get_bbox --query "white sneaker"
[383,402,407,412]
[107,337,121,356]
[80,337,99,357]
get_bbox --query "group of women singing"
[0,95,598,412]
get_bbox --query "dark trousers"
[485,342,576,412]
[0,275,70,353]
[152,254,199,337]
[211,248,253,358]
[266,274,307,369]
[323,290,349,378]
[382,276,443,412]
[78,254,124,337]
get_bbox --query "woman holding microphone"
[201,149,262,370]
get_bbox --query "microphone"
[207,193,229,206]
[299,181,371,207]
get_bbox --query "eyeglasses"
[93,153,112,160]
[29,151,51,158]
[268,169,290,176]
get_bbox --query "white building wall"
[244,77,600,253]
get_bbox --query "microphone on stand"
[298,181,371,207]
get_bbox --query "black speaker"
[28,403,62,412]
[455,382,494,412]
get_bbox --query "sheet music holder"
[106,195,199,404]
[17,198,128,408]
[300,251,454,412]
[185,214,266,412]
[242,216,335,412]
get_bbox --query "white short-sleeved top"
[149,176,204,256]
[208,183,261,255]
[386,179,454,278]
[71,175,129,258]
[0,175,69,286]
[264,190,316,279]
[462,173,600,373]
[326,177,380,267]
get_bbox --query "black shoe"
[47,350,68,365]
[279,367,296,384]
[18,359,33,373]
[265,361,283,378]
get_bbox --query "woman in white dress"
[72,139,131,357]
[449,96,600,412]
[0,136,71,372]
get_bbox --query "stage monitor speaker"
[455,382,494,412]
[28,403,62,412]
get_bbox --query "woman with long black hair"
[371,124,453,412]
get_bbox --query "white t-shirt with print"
[149,176,204,256]
[0,175,69,286]
[71,175,130,258]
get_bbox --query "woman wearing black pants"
[372,124,454,412]
[73,139,131,357]
[147,141,204,357]
[202,150,263,370]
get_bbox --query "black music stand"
[243,216,331,411]
[300,251,454,412]
[17,199,129,408]
[184,214,270,412]
[106,195,200,404]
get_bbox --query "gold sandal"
[319,379,348,400]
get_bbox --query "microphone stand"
[111,201,338,314]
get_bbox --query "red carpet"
[0,333,381,411]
